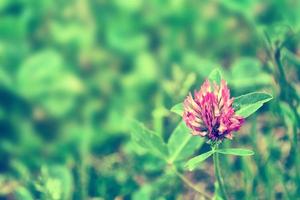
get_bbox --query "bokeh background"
[0,0,300,199]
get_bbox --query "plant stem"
[213,148,228,200]
[273,47,300,194]
[171,165,212,199]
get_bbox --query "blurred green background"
[0,0,300,199]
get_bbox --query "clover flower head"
[183,79,244,142]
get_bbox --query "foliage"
[0,0,300,199]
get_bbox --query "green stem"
[273,47,300,195]
[213,148,228,200]
[171,165,212,199]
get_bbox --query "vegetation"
[0,0,299,199]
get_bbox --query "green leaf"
[131,120,168,159]
[14,187,34,200]
[235,103,264,118]
[208,68,222,84]
[282,48,300,68]
[168,121,204,163]
[279,102,296,126]
[47,165,74,200]
[229,57,272,88]
[132,184,152,200]
[0,67,12,88]
[16,50,83,117]
[170,103,184,116]
[185,150,214,171]
[233,92,273,118]
[216,148,254,156]
[234,92,273,106]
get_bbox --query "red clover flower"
[183,79,244,142]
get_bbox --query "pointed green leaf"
[234,92,273,106]
[236,103,264,118]
[216,148,254,156]
[170,103,183,116]
[131,120,168,159]
[208,68,222,84]
[168,121,204,163]
[185,150,214,171]
[233,92,273,118]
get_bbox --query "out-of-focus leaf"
[233,92,273,118]
[16,50,83,117]
[50,22,93,48]
[208,68,222,84]
[263,24,294,48]
[170,103,183,116]
[133,52,158,83]
[131,121,168,160]
[216,148,254,156]
[279,102,297,129]
[132,184,152,200]
[114,0,143,11]
[106,21,148,54]
[17,50,83,95]
[282,48,300,68]
[220,0,256,15]
[182,54,218,78]
[47,166,73,200]
[36,165,73,200]
[229,58,272,88]
[167,121,204,163]
[0,68,11,88]
[14,187,34,200]
[185,150,214,171]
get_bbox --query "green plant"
[131,69,272,199]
